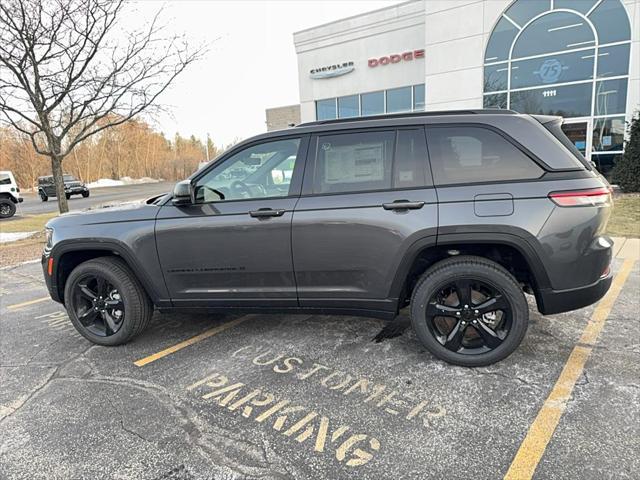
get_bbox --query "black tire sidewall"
[65,261,141,346]
[410,258,529,367]
[0,199,16,218]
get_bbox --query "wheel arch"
[52,240,163,306]
[389,232,551,312]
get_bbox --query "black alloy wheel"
[425,279,511,355]
[71,274,125,337]
[410,256,528,366]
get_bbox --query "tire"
[82,190,90,198]
[64,257,153,346]
[40,191,48,202]
[410,255,528,367]
[65,193,71,199]
[0,199,16,218]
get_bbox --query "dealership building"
[274,0,640,175]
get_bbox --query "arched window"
[483,0,631,173]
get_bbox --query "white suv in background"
[0,171,23,218]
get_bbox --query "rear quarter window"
[0,174,11,185]
[426,126,544,185]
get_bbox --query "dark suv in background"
[42,110,613,366]
[38,174,90,201]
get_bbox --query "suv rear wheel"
[40,191,48,202]
[64,257,153,346]
[410,255,528,367]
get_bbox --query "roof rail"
[296,109,518,127]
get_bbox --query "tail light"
[548,187,611,207]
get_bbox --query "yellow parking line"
[134,316,250,367]
[504,258,635,480]
[6,296,51,310]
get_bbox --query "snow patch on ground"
[0,231,37,243]
[86,177,161,188]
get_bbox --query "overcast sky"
[131,1,401,148]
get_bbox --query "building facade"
[266,104,301,131]
[293,0,640,175]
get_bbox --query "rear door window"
[426,126,544,185]
[394,129,431,189]
[313,131,395,194]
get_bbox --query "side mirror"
[172,180,194,206]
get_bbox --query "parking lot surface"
[0,242,638,479]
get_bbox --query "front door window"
[195,138,301,203]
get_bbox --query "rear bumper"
[537,271,613,315]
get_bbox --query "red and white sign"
[368,49,425,68]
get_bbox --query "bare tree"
[0,0,202,212]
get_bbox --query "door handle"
[382,200,425,210]
[249,208,285,218]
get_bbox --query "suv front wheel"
[410,256,528,367]
[64,257,153,346]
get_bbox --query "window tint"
[338,95,359,118]
[597,44,630,78]
[196,138,301,202]
[427,126,544,185]
[394,129,430,189]
[512,12,594,59]
[386,86,411,113]
[510,51,594,89]
[484,17,519,63]
[316,99,336,120]
[509,82,592,117]
[589,0,631,44]
[595,78,627,116]
[413,84,425,111]
[361,91,384,116]
[484,63,508,92]
[483,93,508,109]
[313,131,395,194]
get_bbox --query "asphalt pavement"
[12,181,175,216]
[0,241,638,479]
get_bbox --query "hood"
[46,200,158,229]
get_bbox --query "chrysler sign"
[310,61,355,79]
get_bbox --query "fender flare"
[388,231,551,302]
[50,239,165,305]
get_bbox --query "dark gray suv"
[42,110,613,366]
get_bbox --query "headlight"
[45,227,54,249]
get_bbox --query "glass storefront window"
[554,0,598,14]
[484,63,508,92]
[361,91,384,116]
[483,93,508,109]
[316,99,336,120]
[485,17,519,63]
[338,95,359,118]
[595,78,627,116]
[504,0,549,26]
[510,50,594,89]
[512,12,594,59]
[592,116,626,152]
[510,82,592,117]
[413,84,425,110]
[386,86,412,113]
[589,0,631,44]
[597,44,630,78]
[591,153,622,177]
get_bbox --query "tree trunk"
[51,153,69,214]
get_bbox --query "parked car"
[41,110,613,366]
[0,170,23,218]
[38,174,90,201]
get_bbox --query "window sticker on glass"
[324,143,385,184]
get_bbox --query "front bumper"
[42,252,63,304]
[537,270,613,315]
[17,197,23,203]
